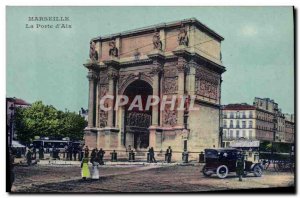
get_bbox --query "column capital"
[177,63,189,73]
[87,70,98,81]
[150,66,163,76]
[107,70,119,80]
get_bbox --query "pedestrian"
[33,147,37,160]
[79,144,84,161]
[81,156,90,180]
[236,151,245,182]
[90,148,98,163]
[91,156,100,180]
[84,145,89,158]
[73,145,78,161]
[165,146,172,163]
[39,145,44,159]
[68,144,73,161]
[26,148,32,166]
[97,148,105,165]
[64,144,68,159]
[149,147,156,163]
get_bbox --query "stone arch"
[118,72,153,95]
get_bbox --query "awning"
[12,140,26,148]
[230,140,260,148]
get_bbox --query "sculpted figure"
[152,28,162,50]
[178,23,189,46]
[109,39,119,57]
[89,41,98,62]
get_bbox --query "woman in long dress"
[81,157,90,180]
[91,156,100,180]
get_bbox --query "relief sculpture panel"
[195,67,220,101]
[163,67,178,95]
[126,112,151,128]
[98,72,108,128]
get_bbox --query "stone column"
[187,60,196,95]
[87,70,97,127]
[148,52,165,149]
[177,57,187,127]
[151,69,160,126]
[107,70,117,128]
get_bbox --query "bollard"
[182,151,189,163]
[243,152,248,161]
[110,151,117,162]
[129,151,135,162]
[147,152,150,162]
[254,152,259,162]
[199,151,205,163]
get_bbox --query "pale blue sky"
[6,6,294,113]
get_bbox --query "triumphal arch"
[83,18,226,159]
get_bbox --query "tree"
[14,101,87,144]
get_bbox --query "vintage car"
[202,148,263,179]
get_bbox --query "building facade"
[6,97,31,147]
[83,18,226,159]
[222,98,295,147]
[284,114,295,143]
[222,104,256,147]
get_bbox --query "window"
[223,120,227,128]
[230,130,233,138]
[223,113,227,118]
[242,111,246,118]
[223,130,227,138]
[249,121,253,128]
[249,111,253,118]
[242,121,246,128]
[230,112,234,118]
[236,120,240,128]
[236,130,240,138]
[249,130,253,139]
[230,120,233,128]
[243,130,246,138]
[236,111,240,118]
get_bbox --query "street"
[11,163,295,193]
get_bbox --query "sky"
[6,6,294,113]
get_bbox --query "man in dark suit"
[166,146,172,163]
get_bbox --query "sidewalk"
[37,159,200,166]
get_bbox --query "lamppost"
[9,104,15,147]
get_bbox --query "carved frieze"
[126,112,151,128]
[99,109,108,128]
[163,107,177,127]
[99,73,108,85]
[164,67,178,77]
[98,84,108,128]
[195,67,220,100]
[163,77,178,94]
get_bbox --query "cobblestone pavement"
[12,164,294,193]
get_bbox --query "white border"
[1,1,298,198]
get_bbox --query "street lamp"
[9,104,15,147]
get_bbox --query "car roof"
[205,148,239,152]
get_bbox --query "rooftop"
[92,18,224,42]
[223,103,256,110]
[7,97,31,106]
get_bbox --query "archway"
[123,80,153,150]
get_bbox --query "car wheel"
[216,165,228,179]
[202,165,213,177]
[253,165,263,177]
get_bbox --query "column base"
[97,127,120,150]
